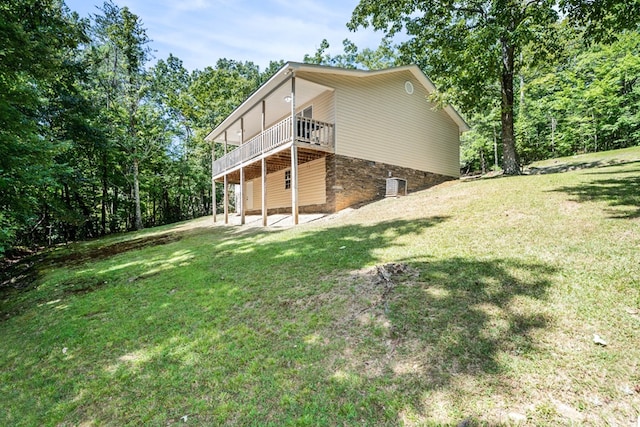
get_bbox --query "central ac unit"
[386,177,407,197]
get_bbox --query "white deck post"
[240,117,245,225]
[261,158,267,226]
[290,76,299,225]
[224,131,229,224]
[261,100,268,226]
[223,175,229,224]
[240,168,245,225]
[212,141,216,223]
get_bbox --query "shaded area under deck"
[214,143,331,184]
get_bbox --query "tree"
[349,0,640,174]
[519,30,640,160]
[1,1,290,255]
[149,55,206,223]
[304,38,397,70]
[461,107,502,174]
[0,0,87,252]
[91,1,152,230]
[560,0,640,43]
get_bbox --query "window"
[297,106,312,118]
[285,170,291,189]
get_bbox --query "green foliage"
[0,0,88,254]
[460,108,501,174]
[189,59,262,131]
[518,30,640,164]
[0,0,278,254]
[462,26,640,171]
[303,38,398,70]
[91,1,153,231]
[348,0,564,174]
[560,0,640,43]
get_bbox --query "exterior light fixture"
[284,95,292,103]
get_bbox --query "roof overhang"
[205,62,470,144]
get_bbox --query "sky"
[64,0,385,72]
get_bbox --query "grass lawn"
[1,147,639,426]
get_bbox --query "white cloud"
[65,0,386,71]
[162,0,215,11]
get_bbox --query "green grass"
[2,147,640,426]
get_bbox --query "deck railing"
[213,116,334,177]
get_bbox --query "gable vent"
[404,81,414,95]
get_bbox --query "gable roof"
[205,62,470,143]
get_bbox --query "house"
[205,62,469,226]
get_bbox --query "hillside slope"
[1,147,639,426]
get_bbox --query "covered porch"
[206,65,336,226]
[212,115,334,178]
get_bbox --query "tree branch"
[522,0,545,13]
[453,5,486,18]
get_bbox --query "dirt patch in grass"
[526,160,611,174]
[307,263,418,324]
[1,232,180,294]
[0,274,111,321]
[315,263,422,377]
[52,233,180,266]
[57,276,111,296]
[0,248,44,293]
[0,232,184,321]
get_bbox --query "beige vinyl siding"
[265,89,335,131]
[297,70,460,177]
[247,157,326,209]
[296,89,334,123]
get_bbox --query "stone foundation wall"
[330,154,454,211]
[245,154,455,215]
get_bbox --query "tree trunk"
[63,183,73,241]
[101,157,108,236]
[133,157,143,230]
[111,186,119,232]
[500,38,521,175]
[162,188,170,223]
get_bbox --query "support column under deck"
[223,131,229,224]
[261,100,268,227]
[212,143,216,223]
[240,167,245,225]
[261,158,267,226]
[223,175,229,224]
[291,146,299,225]
[240,118,245,225]
[290,76,299,225]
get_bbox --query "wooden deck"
[212,116,334,181]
